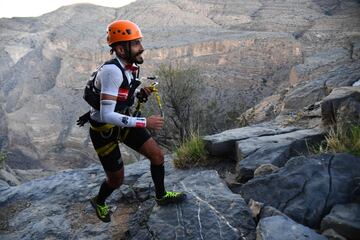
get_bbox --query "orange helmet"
[107,20,143,46]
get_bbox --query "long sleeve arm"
[100,99,146,128]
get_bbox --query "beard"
[129,50,144,64]
[134,54,144,64]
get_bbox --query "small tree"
[153,64,204,146]
[144,63,241,149]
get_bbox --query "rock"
[256,215,327,240]
[241,58,360,127]
[0,179,9,189]
[288,48,350,86]
[12,169,54,182]
[248,199,264,219]
[321,86,360,126]
[352,177,360,203]
[284,61,360,110]
[144,170,256,240]
[238,153,360,228]
[0,164,21,186]
[118,185,137,204]
[0,159,154,239]
[353,80,360,87]
[322,229,347,240]
[337,97,360,126]
[203,123,299,156]
[321,203,360,240]
[236,127,324,182]
[0,164,108,239]
[352,41,360,60]
[239,94,282,125]
[126,199,156,240]
[254,164,279,177]
[259,205,286,220]
[0,157,257,239]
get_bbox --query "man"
[88,20,186,222]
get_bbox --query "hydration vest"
[77,59,141,127]
[83,58,141,114]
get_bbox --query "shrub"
[314,124,360,156]
[173,132,208,169]
[154,64,203,144]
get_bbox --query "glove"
[136,88,150,103]
[77,111,91,127]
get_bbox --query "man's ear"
[115,45,125,56]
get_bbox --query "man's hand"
[136,87,153,103]
[146,115,164,130]
[142,87,153,95]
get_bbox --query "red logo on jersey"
[118,88,129,101]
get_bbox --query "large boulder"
[321,86,360,126]
[144,171,256,240]
[257,215,327,240]
[321,203,360,240]
[236,127,324,182]
[203,123,299,156]
[284,61,360,110]
[238,153,360,228]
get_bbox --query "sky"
[0,0,137,18]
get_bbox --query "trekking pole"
[148,80,164,118]
[119,76,163,142]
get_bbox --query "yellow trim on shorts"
[95,141,118,157]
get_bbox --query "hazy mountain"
[0,0,359,171]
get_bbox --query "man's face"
[129,39,144,64]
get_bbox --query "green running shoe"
[155,191,186,206]
[90,197,111,222]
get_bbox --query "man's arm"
[98,65,163,130]
[100,93,147,128]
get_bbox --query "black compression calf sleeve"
[96,180,116,205]
[150,164,166,199]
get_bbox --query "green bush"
[314,124,360,156]
[173,132,208,169]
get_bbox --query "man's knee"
[140,138,164,165]
[151,147,164,165]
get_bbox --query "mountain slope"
[0,0,359,170]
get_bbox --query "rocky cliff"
[1,1,360,237]
[0,0,359,171]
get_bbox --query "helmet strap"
[127,41,132,59]
[118,41,133,64]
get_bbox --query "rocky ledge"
[1,152,359,239]
[0,156,256,240]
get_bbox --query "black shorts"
[89,124,151,172]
